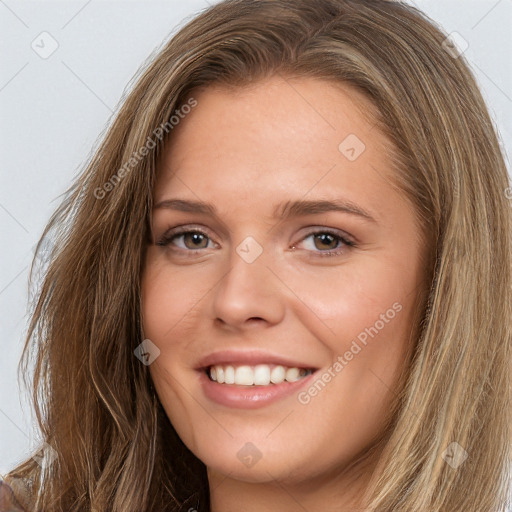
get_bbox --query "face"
[141,76,425,487]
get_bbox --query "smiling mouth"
[205,364,315,386]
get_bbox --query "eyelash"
[156,226,356,258]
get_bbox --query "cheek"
[278,258,415,353]
[285,269,414,468]
[141,254,213,342]
[281,261,415,426]
[141,257,208,447]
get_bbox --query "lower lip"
[198,370,317,409]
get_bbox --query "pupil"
[186,233,206,248]
[316,233,336,250]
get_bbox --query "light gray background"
[1,0,511,489]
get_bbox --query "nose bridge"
[225,233,274,300]
[211,234,285,327]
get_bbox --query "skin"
[141,76,425,511]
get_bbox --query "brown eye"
[294,229,355,257]
[182,232,209,249]
[156,229,214,251]
[312,233,339,251]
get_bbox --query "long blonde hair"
[6,0,511,510]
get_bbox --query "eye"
[294,229,355,257]
[156,228,215,252]
[155,226,355,258]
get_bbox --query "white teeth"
[253,364,271,385]
[235,366,254,385]
[208,364,312,386]
[224,365,235,384]
[285,367,301,382]
[270,365,286,384]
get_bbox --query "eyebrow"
[153,198,377,223]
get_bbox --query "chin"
[188,432,320,484]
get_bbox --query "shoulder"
[0,481,26,512]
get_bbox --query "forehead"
[162,76,380,159]
[154,76,397,216]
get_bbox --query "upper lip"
[196,349,319,371]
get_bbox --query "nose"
[211,244,286,331]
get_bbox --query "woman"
[2,0,511,510]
